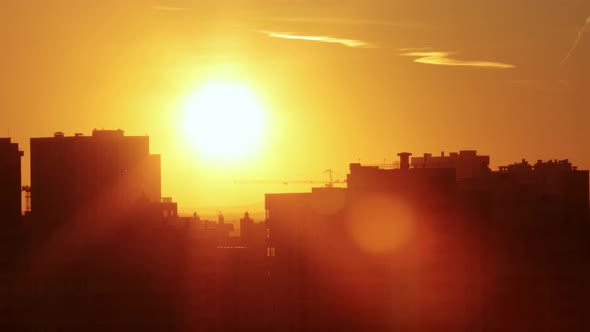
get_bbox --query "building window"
[266,247,276,257]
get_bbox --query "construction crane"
[234,169,346,188]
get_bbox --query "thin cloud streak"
[400,51,515,69]
[397,47,433,52]
[260,31,372,48]
[561,15,590,65]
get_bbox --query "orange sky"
[2,1,589,214]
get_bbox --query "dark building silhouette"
[494,158,589,219]
[411,150,491,180]
[3,130,275,332]
[240,211,266,249]
[30,130,162,227]
[0,138,23,225]
[216,212,235,242]
[266,157,459,331]
[265,151,590,332]
[5,132,590,332]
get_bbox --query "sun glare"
[183,81,266,161]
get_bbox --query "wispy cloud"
[397,47,433,52]
[400,51,515,69]
[259,30,372,48]
[561,15,590,65]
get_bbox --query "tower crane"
[234,169,346,188]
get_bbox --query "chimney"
[397,152,412,170]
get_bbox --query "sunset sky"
[2,0,589,214]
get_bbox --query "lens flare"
[346,194,414,254]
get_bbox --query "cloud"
[259,31,372,48]
[561,15,590,65]
[397,47,433,52]
[400,51,515,69]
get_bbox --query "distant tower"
[0,138,23,226]
[397,152,412,170]
[240,211,253,230]
[240,211,253,245]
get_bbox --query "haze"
[2,0,589,213]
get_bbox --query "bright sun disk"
[183,81,266,161]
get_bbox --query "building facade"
[265,151,590,332]
[411,150,491,180]
[30,130,161,227]
[0,138,23,225]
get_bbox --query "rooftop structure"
[411,150,491,180]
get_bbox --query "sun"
[183,81,266,161]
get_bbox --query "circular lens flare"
[346,194,414,254]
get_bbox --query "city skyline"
[5,130,589,215]
[1,129,589,331]
[2,1,589,211]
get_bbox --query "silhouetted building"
[240,212,266,249]
[265,151,590,332]
[411,150,491,180]
[4,131,274,332]
[30,130,161,227]
[216,212,235,243]
[265,190,334,331]
[266,152,463,331]
[5,133,590,332]
[490,158,589,223]
[347,159,456,195]
[0,138,23,225]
